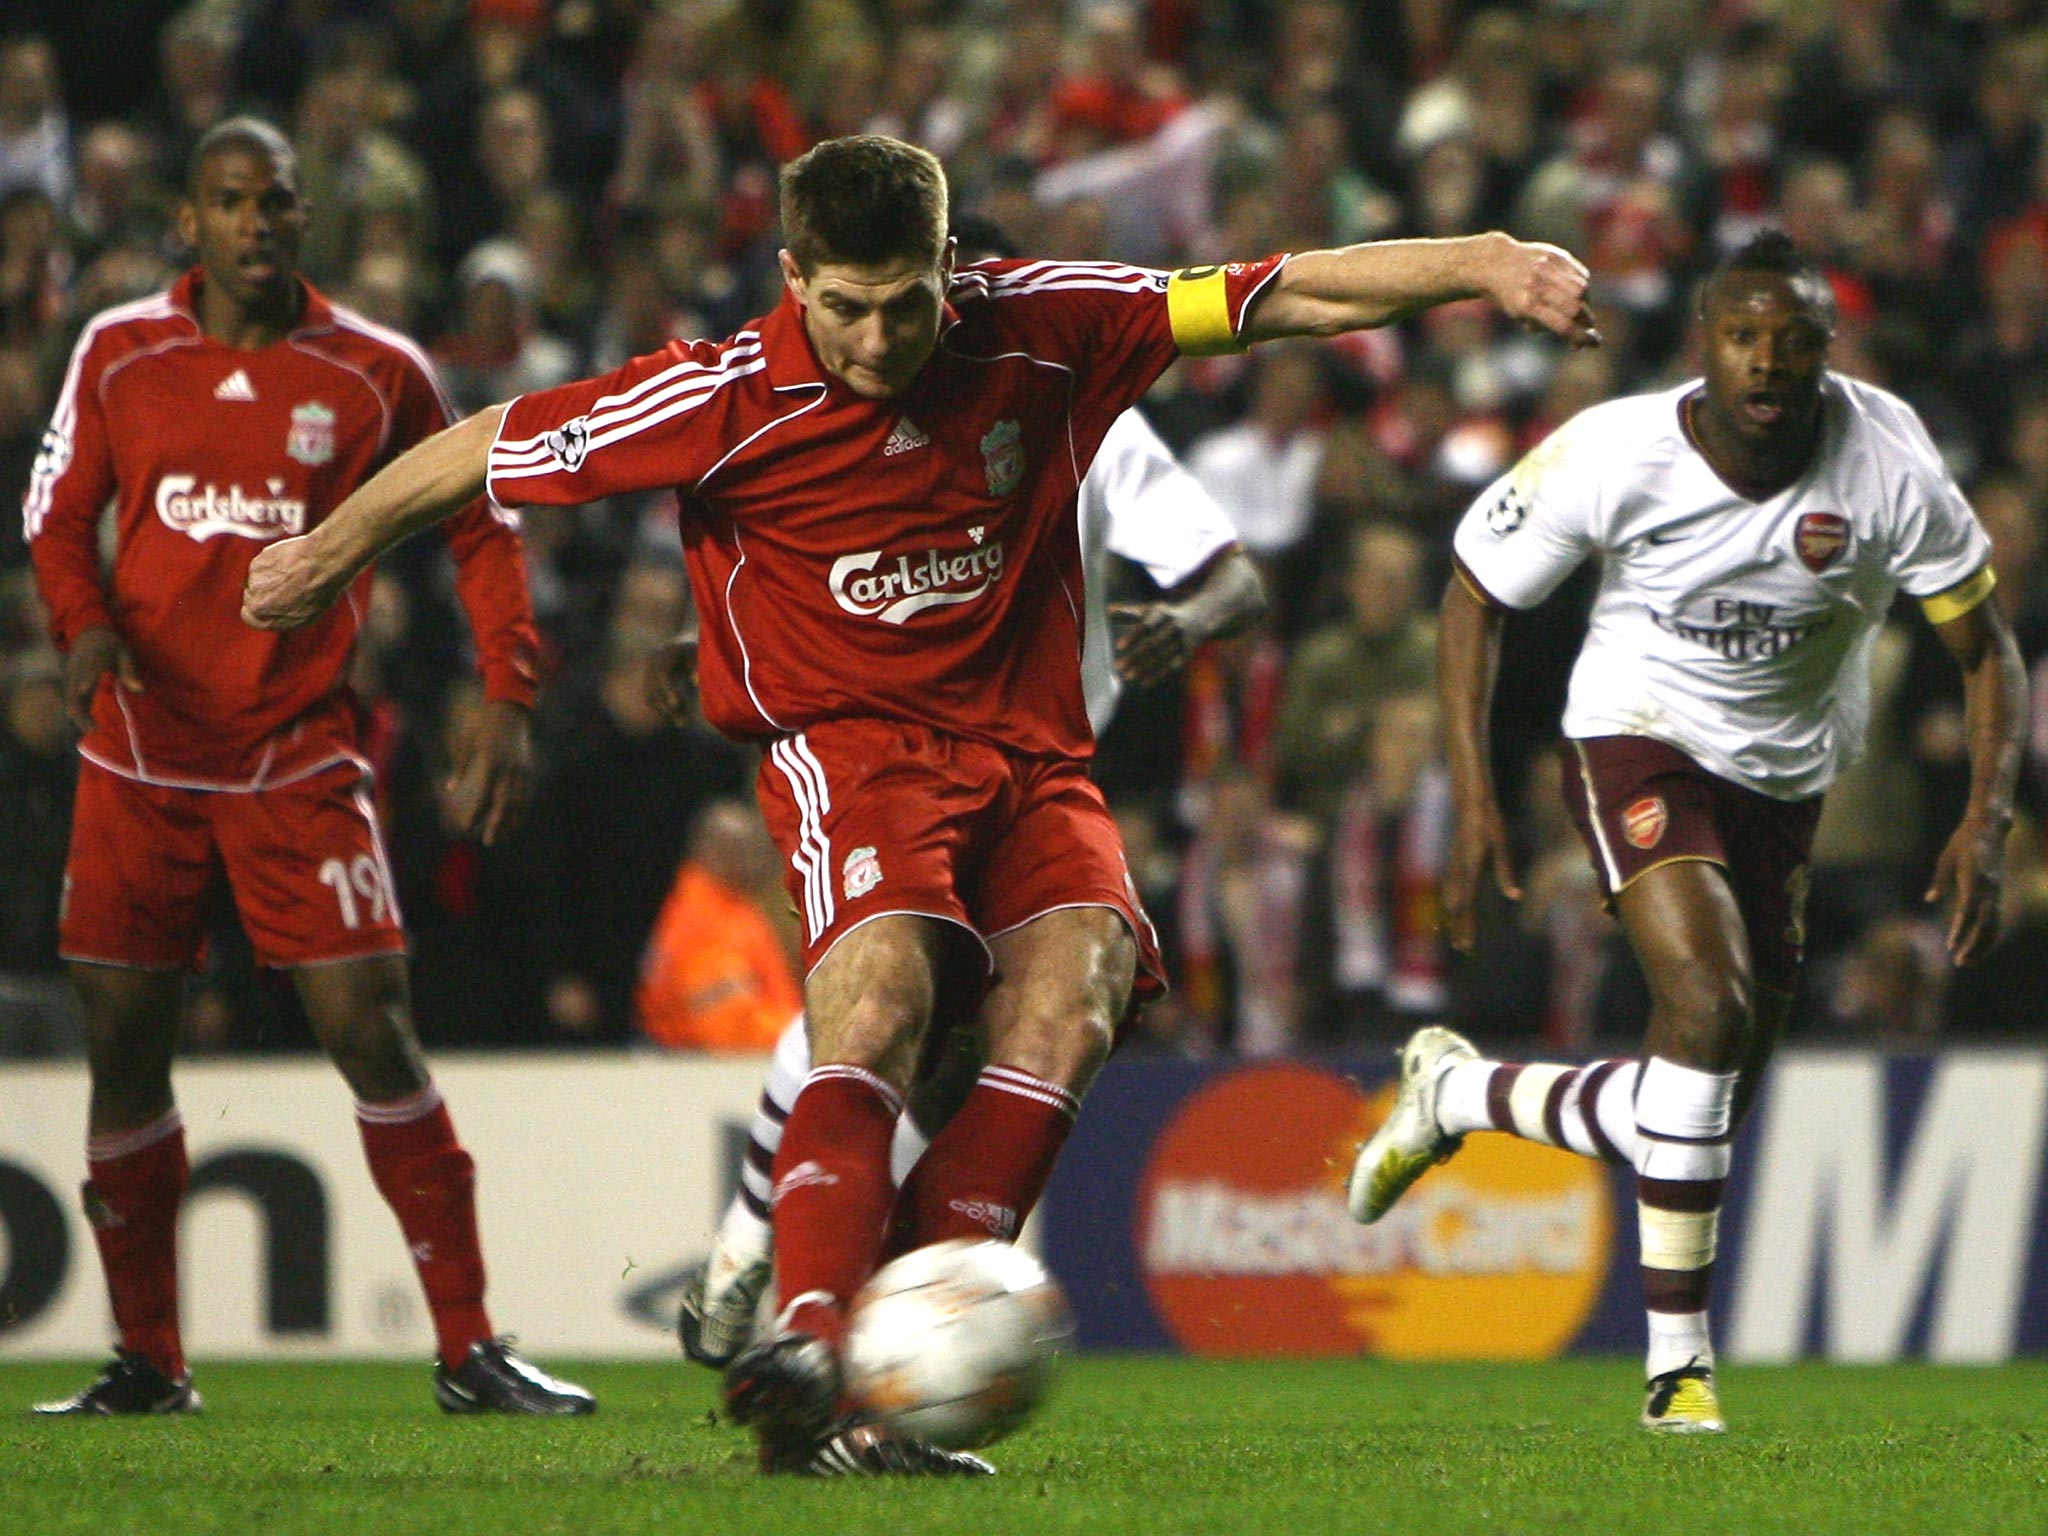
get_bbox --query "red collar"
[167,267,335,341]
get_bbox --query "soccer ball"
[843,1238,1074,1450]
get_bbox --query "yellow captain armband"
[1920,565,1997,625]
[1167,266,1244,357]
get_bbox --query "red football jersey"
[26,271,538,789]
[487,257,1284,758]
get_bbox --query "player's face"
[180,146,307,314]
[782,245,954,400]
[1697,273,1831,450]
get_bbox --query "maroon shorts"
[61,758,406,970]
[754,719,1165,1003]
[1559,735,1822,993]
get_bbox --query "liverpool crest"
[843,845,883,901]
[981,418,1023,498]
[287,401,335,466]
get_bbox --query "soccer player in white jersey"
[670,289,1266,1365]
[1347,230,2026,1432]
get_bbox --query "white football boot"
[677,1202,775,1369]
[1346,1025,1479,1223]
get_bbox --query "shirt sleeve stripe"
[1919,564,1996,625]
[487,355,767,486]
[495,342,763,457]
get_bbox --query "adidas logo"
[882,416,930,456]
[214,369,257,402]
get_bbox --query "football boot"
[434,1338,596,1415]
[1347,1025,1479,1223]
[1641,1360,1726,1434]
[33,1352,202,1416]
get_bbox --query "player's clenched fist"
[1482,234,1601,349]
[243,533,349,630]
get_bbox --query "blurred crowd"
[4,0,2048,1062]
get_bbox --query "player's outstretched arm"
[1924,589,2028,965]
[242,405,506,630]
[1109,546,1267,687]
[1241,231,1600,348]
[1438,564,1522,952]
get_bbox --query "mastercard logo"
[1133,1063,1612,1358]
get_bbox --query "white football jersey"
[1453,374,1992,800]
[1080,408,1239,733]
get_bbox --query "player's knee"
[317,1009,427,1100]
[993,987,1122,1088]
[816,989,929,1081]
[1655,963,1753,1064]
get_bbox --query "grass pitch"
[2,1357,2042,1535]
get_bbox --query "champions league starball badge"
[545,415,590,473]
[1486,486,1529,535]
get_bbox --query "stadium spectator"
[433,238,577,415]
[1273,522,1436,821]
[1320,689,1454,1038]
[0,33,71,206]
[0,645,78,1057]
[0,186,64,352]
[1186,342,1330,624]
[1179,765,1315,1056]
[523,629,749,1047]
[23,117,591,1418]
[292,58,432,288]
[143,7,240,183]
[637,797,802,1054]
[62,123,168,268]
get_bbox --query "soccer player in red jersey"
[246,134,1595,1472]
[25,119,592,1417]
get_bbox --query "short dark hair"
[1698,228,1836,332]
[779,135,948,274]
[189,116,299,193]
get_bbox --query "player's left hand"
[1110,601,1199,687]
[647,628,701,725]
[243,533,357,630]
[1924,810,2008,965]
[1485,235,1601,349]
[445,698,535,846]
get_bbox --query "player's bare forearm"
[1241,232,1600,347]
[1110,549,1267,687]
[1439,568,1507,817]
[1177,546,1267,645]
[1941,598,2028,837]
[1438,568,1519,946]
[1926,596,2028,961]
[242,406,504,630]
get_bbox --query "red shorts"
[1559,735,1822,992]
[61,759,406,971]
[754,720,1165,1002]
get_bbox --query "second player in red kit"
[27,118,591,1418]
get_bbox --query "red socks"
[768,1066,904,1346]
[84,1111,189,1380]
[886,1066,1078,1256]
[356,1086,492,1370]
